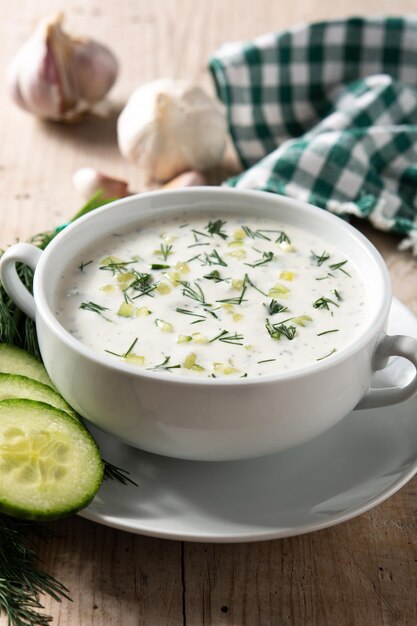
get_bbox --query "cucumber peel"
[0,373,78,420]
[0,399,104,521]
[0,344,54,388]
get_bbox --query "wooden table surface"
[1,1,417,624]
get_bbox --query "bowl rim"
[34,186,392,386]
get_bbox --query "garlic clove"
[117,79,227,184]
[161,171,208,189]
[73,168,129,200]
[8,13,118,121]
[70,40,118,104]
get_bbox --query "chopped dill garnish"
[313,296,339,311]
[129,272,157,299]
[79,301,109,316]
[317,329,339,336]
[180,280,209,305]
[148,356,181,371]
[205,219,228,239]
[78,260,93,271]
[265,318,297,340]
[103,462,138,486]
[216,285,247,305]
[99,259,136,275]
[159,243,173,261]
[317,347,337,361]
[332,289,342,301]
[329,260,351,276]
[203,270,227,282]
[241,225,271,240]
[204,307,220,319]
[275,231,291,245]
[209,330,244,345]
[240,373,248,378]
[257,358,277,364]
[179,223,189,228]
[105,337,139,358]
[245,251,274,268]
[187,242,210,248]
[267,299,288,315]
[186,253,202,263]
[243,273,268,296]
[176,307,207,320]
[201,249,228,267]
[311,251,330,266]
[191,229,210,239]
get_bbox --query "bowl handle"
[356,334,417,409]
[0,243,42,321]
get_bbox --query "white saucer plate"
[80,298,417,542]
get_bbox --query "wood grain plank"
[26,517,184,626]
[1,1,417,625]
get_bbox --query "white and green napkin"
[209,17,417,252]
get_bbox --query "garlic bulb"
[117,79,227,184]
[7,13,118,121]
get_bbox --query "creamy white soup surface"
[54,214,368,378]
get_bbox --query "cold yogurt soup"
[54,214,368,378]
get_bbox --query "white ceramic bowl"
[2,188,417,461]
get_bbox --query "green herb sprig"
[265,318,297,340]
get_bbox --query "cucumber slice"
[0,399,103,521]
[0,373,78,421]
[0,344,54,388]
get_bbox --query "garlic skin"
[117,79,227,184]
[7,13,118,121]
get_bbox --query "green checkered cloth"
[209,17,417,252]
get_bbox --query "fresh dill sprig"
[78,260,93,271]
[241,225,271,240]
[243,273,268,297]
[203,270,228,282]
[99,259,136,275]
[205,219,228,239]
[317,329,339,336]
[275,231,291,245]
[148,356,181,371]
[159,244,173,261]
[191,229,210,239]
[176,307,207,320]
[216,285,247,305]
[265,318,297,340]
[329,260,351,276]
[105,337,139,358]
[267,299,288,315]
[0,513,72,626]
[79,301,109,316]
[180,281,209,305]
[129,273,157,299]
[245,251,274,268]
[313,296,339,311]
[201,249,228,267]
[103,461,138,486]
[209,330,244,345]
[311,250,330,266]
[317,347,337,361]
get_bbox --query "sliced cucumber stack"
[0,343,104,521]
[0,373,78,420]
[0,344,55,388]
[0,399,103,520]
